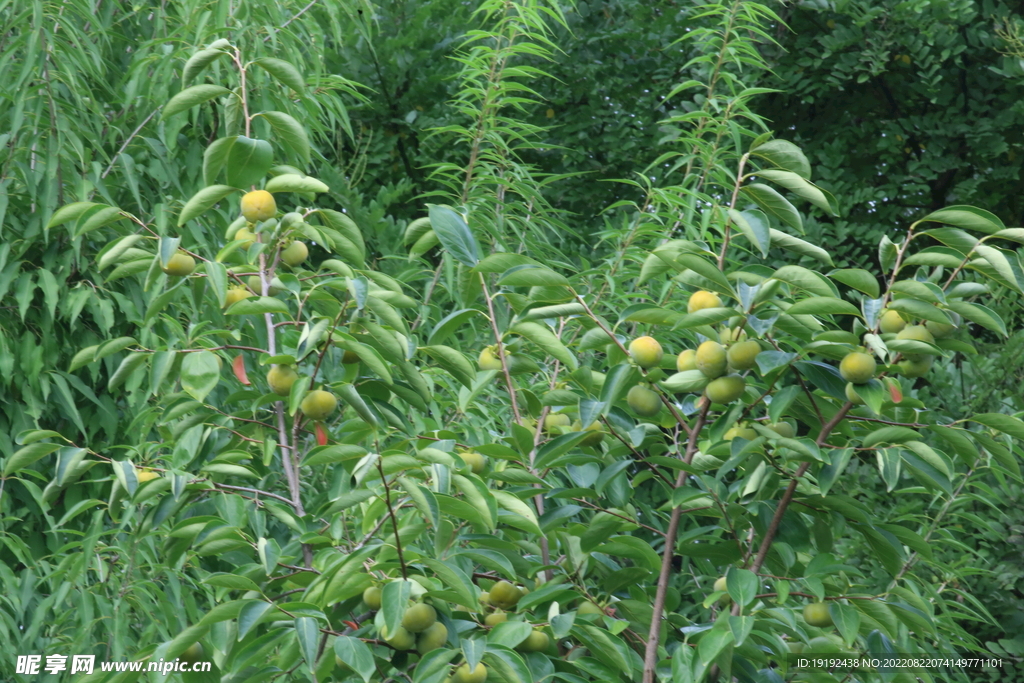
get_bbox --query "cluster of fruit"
[354,580,602,682]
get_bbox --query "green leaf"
[919,205,1005,234]
[887,298,952,325]
[497,264,569,287]
[336,383,379,427]
[862,426,922,448]
[182,47,228,86]
[509,322,577,369]
[769,229,833,266]
[225,296,291,315]
[660,370,709,394]
[264,173,328,193]
[108,352,149,391]
[487,621,533,648]
[492,490,542,536]
[47,202,106,229]
[421,557,478,608]
[295,616,320,671]
[974,244,1023,292]
[334,636,375,683]
[3,442,61,476]
[428,204,480,267]
[178,185,237,226]
[754,169,838,215]
[728,208,770,258]
[77,206,127,237]
[421,345,476,389]
[226,136,273,189]
[162,84,232,119]
[381,580,413,637]
[253,57,305,92]
[259,111,311,163]
[829,268,879,298]
[786,297,861,316]
[203,573,261,591]
[181,351,220,402]
[742,183,802,233]
[971,413,1024,441]
[750,139,812,178]
[947,301,1007,337]
[237,601,274,639]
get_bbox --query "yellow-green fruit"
[416,622,448,654]
[162,252,195,277]
[803,602,833,628]
[714,576,728,593]
[478,348,503,371]
[572,420,605,448]
[898,356,934,378]
[247,275,282,296]
[676,349,697,372]
[626,385,662,417]
[362,586,382,610]
[300,390,337,421]
[925,321,955,339]
[452,663,488,683]
[695,341,728,379]
[460,451,487,474]
[839,352,876,384]
[879,309,907,334]
[382,625,415,650]
[544,413,571,433]
[489,581,523,610]
[727,340,761,371]
[180,642,204,664]
[241,190,276,222]
[688,290,722,314]
[267,365,299,396]
[225,287,253,307]
[766,421,796,439]
[401,603,437,633]
[845,383,865,405]
[137,469,160,483]
[628,336,664,368]
[705,375,746,404]
[724,424,757,441]
[281,240,308,267]
[720,326,747,344]
[479,591,490,606]
[896,324,935,361]
[235,226,257,248]
[518,630,549,653]
[789,641,805,654]
[484,611,507,627]
[577,601,603,616]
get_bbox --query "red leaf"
[232,354,250,385]
[343,620,359,630]
[315,422,328,446]
[887,378,903,403]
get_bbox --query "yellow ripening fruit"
[626,385,661,417]
[460,451,487,474]
[180,642,204,664]
[452,663,488,683]
[362,586,382,610]
[401,603,437,633]
[416,621,448,654]
[688,290,722,314]
[225,287,253,308]
[628,336,664,369]
[898,356,933,378]
[896,324,935,361]
[381,625,415,650]
[845,383,865,405]
[695,341,728,379]
[281,240,308,267]
[300,390,337,421]
[803,602,833,628]
[489,580,523,610]
[478,348,503,371]
[879,309,907,334]
[518,629,549,653]
[137,469,160,483]
[234,226,257,248]
[544,413,571,433]
[577,601,603,616]
[162,252,195,277]
[727,340,761,371]
[676,349,697,372]
[267,365,299,396]
[572,420,605,447]
[724,424,757,441]
[839,352,876,384]
[484,611,507,627]
[766,421,796,439]
[241,190,276,222]
[705,375,746,404]
[478,591,490,606]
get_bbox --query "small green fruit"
[695,341,728,379]
[162,252,196,277]
[705,375,746,404]
[416,621,448,654]
[518,629,549,653]
[803,602,834,628]
[300,390,338,421]
[839,352,876,384]
[451,663,488,683]
[879,309,907,334]
[281,240,308,267]
[726,340,761,371]
[626,385,661,417]
[676,349,697,372]
[401,603,437,633]
[484,611,507,627]
[267,365,298,397]
[362,586,382,610]
[460,451,487,474]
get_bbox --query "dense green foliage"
[3,1,1024,683]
